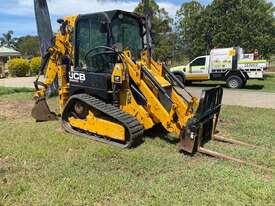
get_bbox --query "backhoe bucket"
[31,97,58,122]
[180,87,223,154]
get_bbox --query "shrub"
[30,56,42,75]
[8,58,30,77]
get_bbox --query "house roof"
[0,46,21,57]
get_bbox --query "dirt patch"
[267,66,275,72]
[55,126,64,133]
[0,156,17,178]
[0,100,33,121]
[219,118,239,126]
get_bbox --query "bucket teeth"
[31,97,58,122]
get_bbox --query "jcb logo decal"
[69,72,86,82]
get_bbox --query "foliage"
[134,0,174,62]
[4,0,275,63]
[16,35,40,57]
[0,30,17,49]
[175,1,205,59]
[8,58,30,77]
[30,56,41,75]
[176,0,275,59]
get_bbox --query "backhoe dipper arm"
[32,16,77,121]
[34,52,59,98]
[31,51,62,121]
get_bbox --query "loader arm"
[120,50,196,133]
[119,50,223,153]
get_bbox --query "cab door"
[186,56,209,81]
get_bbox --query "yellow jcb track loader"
[31,0,224,155]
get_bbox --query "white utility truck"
[170,47,268,88]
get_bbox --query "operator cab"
[70,10,145,101]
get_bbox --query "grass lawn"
[190,73,275,93]
[0,89,274,206]
[0,86,34,96]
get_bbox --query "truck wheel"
[175,74,185,84]
[226,75,243,89]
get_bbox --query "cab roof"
[78,10,144,23]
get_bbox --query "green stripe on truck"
[239,60,267,64]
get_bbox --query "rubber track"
[62,94,144,148]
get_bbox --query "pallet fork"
[180,87,273,173]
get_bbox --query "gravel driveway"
[0,77,37,88]
[185,87,275,109]
[0,77,274,109]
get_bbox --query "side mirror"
[57,19,65,24]
[59,20,68,35]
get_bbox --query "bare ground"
[0,77,37,88]
[0,100,33,121]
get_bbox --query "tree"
[16,35,40,57]
[175,1,205,59]
[209,0,275,58]
[134,0,174,61]
[176,0,275,59]
[0,31,17,48]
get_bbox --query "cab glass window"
[75,12,143,72]
[190,57,206,66]
[76,17,108,69]
[111,14,143,59]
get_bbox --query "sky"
[0,0,211,37]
